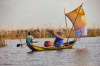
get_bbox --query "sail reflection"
[74,48,90,66]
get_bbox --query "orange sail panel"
[65,5,87,29]
[65,4,87,38]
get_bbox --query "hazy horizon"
[0,0,100,30]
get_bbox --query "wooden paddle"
[16,39,26,47]
[16,39,39,47]
[16,43,26,47]
[16,42,39,47]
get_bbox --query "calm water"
[0,37,100,66]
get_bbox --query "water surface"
[0,37,100,66]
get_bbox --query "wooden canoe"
[28,40,76,51]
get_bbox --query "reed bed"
[0,24,100,47]
[0,27,100,39]
[0,26,99,47]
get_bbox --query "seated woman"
[52,29,65,47]
[54,37,64,47]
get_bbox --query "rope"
[59,15,64,29]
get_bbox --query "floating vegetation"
[0,36,7,46]
[0,28,7,46]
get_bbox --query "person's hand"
[35,41,38,43]
[56,42,59,44]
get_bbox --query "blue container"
[52,45,55,48]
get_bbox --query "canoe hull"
[28,40,76,51]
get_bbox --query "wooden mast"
[64,8,67,30]
[64,8,69,44]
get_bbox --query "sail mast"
[64,7,69,44]
[64,8,67,31]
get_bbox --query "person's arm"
[26,39,27,43]
[31,36,38,43]
[26,37,27,43]
[31,39,38,43]
[54,38,57,43]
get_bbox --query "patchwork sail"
[65,4,87,38]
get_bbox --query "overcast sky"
[0,0,100,29]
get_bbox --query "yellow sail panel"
[65,5,87,29]
[81,15,87,25]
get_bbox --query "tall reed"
[0,26,100,39]
[0,29,7,46]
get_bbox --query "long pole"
[20,38,23,48]
[64,7,68,44]
[64,8,67,30]
[67,3,83,44]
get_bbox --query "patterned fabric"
[75,25,87,38]
[54,43,64,47]
[65,4,87,38]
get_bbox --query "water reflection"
[74,48,90,66]
[27,51,43,54]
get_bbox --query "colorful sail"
[65,4,87,38]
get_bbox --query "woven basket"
[52,29,65,39]
[44,41,54,47]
